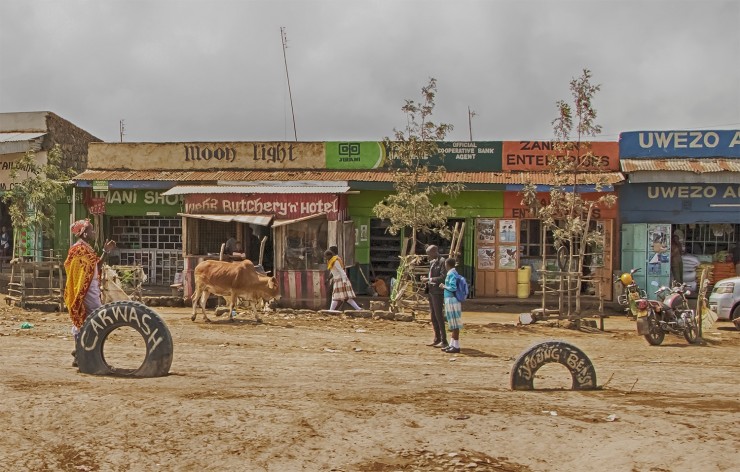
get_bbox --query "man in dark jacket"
[421,245,448,348]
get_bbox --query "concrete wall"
[0,112,49,132]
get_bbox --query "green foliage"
[522,69,616,255]
[2,144,75,240]
[373,78,463,240]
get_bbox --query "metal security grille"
[110,217,183,285]
[195,221,237,256]
[676,223,739,257]
[111,217,182,250]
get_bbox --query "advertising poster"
[648,224,670,275]
[498,245,518,270]
[498,219,516,243]
[476,218,496,246]
[477,248,495,269]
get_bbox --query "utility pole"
[281,27,298,141]
[468,107,476,141]
[119,119,125,142]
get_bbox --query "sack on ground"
[455,274,469,303]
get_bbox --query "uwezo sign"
[620,130,740,158]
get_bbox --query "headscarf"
[71,219,92,238]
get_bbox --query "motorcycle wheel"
[644,315,665,346]
[683,317,700,344]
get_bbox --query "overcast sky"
[1,0,738,143]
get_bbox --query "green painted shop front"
[346,189,505,297]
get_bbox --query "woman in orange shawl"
[64,219,116,337]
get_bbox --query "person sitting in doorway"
[224,235,239,256]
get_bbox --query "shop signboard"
[88,142,326,171]
[385,141,503,171]
[184,193,344,220]
[502,141,619,171]
[325,142,385,169]
[620,130,740,158]
[102,189,183,217]
[431,141,502,171]
[619,183,740,224]
[0,150,46,192]
[92,180,109,192]
[503,191,618,219]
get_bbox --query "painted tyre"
[511,340,597,390]
[76,301,173,377]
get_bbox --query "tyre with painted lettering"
[76,301,173,377]
[510,340,597,391]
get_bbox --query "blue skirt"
[444,297,463,330]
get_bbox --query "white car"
[708,276,740,321]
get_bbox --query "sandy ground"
[0,302,738,472]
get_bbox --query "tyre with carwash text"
[76,301,173,377]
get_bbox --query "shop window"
[519,220,542,257]
[676,223,739,258]
[194,221,237,256]
[276,219,328,271]
[521,218,603,265]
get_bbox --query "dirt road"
[1,304,738,471]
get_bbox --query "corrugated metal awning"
[0,132,46,155]
[177,213,273,226]
[163,184,350,196]
[75,169,624,186]
[272,212,327,228]
[621,158,740,173]
[621,158,740,183]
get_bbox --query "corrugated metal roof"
[0,132,46,155]
[621,158,740,173]
[0,132,46,142]
[177,213,273,226]
[74,169,624,185]
[163,185,351,195]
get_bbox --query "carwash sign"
[620,130,740,158]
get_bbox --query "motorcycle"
[615,268,647,319]
[639,282,700,346]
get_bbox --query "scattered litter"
[323,348,339,353]
[449,358,457,362]
[454,414,470,420]
[605,414,618,422]
[541,410,557,416]
[20,322,34,329]
[353,347,363,352]
[355,329,367,333]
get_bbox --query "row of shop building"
[1,113,738,307]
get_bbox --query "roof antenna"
[280,27,298,141]
[119,119,125,142]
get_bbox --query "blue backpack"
[455,274,469,303]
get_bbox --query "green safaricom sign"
[325,142,386,169]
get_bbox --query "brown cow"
[191,259,280,322]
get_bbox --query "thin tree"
[3,144,75,259]
[373,78,462,252]
[522,69,616,318]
